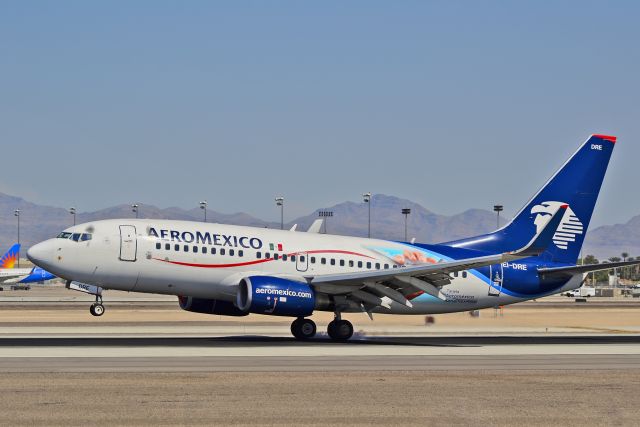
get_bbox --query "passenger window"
[274,253,279,260]
[349,260,354,267]
[265,252,270,259]
[358,261,363,268]
[220,248,225,255]
[366,262,372,269]
[229,249,235,256]
[155,242,161,249]
[393,264,398,268]
[330,259,335,266]
[193,246,198,253]
[282,254,287,261]
[462,271,468,278]
[375,263,380,269]
[175,244,180,251]
[165,243,170,250]
[239,250,243,257]
[321,258,326,265]
[291,255,296,262]
[300,256,305,262]
[310,257,316,264]
[256,252,262,259]
[211,247,216,255]
[339,260,345,267]
[202,247,208,254]
[384,264,389,269]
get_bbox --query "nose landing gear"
[89,295,105,317]
[291,317,316,339]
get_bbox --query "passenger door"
[119,225,137,262]
[488,264,503,296]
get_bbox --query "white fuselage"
[27,219,580,314]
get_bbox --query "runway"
[1,335,640,372]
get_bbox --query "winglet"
[306,219,324,233]
[509,205,567,257]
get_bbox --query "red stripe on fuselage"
[152,249,375,269]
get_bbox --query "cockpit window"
[57,231,92,242]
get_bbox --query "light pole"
[363,192,371,238]
[132,204,139,219]
[319,210,333,234]
[275,197,284,230]
[69,207,76,225]
[493,205,503,229]
[14,209,20,268]
[199,200,208,222]
[402,208,411,241]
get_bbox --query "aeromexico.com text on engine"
[255,287,313,299]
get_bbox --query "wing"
[306,204,567,310]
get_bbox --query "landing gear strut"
[327,312,353,341]
[89,294,105,317]
[291,317,316,339]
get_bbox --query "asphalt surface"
[1,334,640,372]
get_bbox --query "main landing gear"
[290,315,354,341]
[89,294,105,317]
[291,317,317,340]
[327,312,353,341]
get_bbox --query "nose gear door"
[119,225,137,262]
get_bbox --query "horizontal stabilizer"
[539,260,640,277]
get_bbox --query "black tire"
[291,318,316,340]
[327,319,354,341]
[90,303,105,317]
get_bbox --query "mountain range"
[1,192,637,260]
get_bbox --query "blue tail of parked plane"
[18,266,56,284]
[0,243,20,269]
[444,134,616,265]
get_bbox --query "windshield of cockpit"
[57,232,92,242]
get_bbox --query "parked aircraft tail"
[0,243,20,268]
[443,134,616,264]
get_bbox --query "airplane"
[27,134,640,341]
[0,244,57,290]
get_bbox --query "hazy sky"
[1,1,639,227]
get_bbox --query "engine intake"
[237,276,315,317]
[178,296,248,317]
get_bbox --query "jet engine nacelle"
[236,276,315,317]
[178,296,248,317]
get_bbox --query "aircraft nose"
[27,240,55,269]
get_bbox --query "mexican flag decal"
[269,243,284,251]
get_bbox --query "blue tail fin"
[0,243,20,268]
[443,134,616,264]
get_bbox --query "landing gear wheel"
[291,318,317,340]
[90,303,105,317]
[327,319,353,341]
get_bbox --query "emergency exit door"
[119,225,137,262]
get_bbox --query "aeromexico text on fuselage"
[148,227,263,250]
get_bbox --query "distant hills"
[0,192,637,259]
